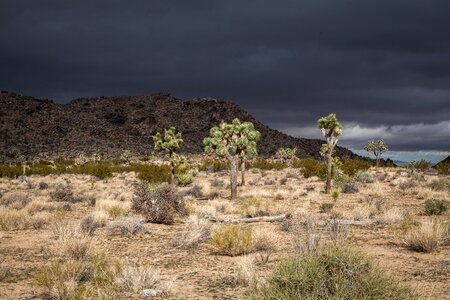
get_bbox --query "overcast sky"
[1,1,449,162]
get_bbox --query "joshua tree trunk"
[326,152,332,194]
[375,152,380,167]
[230,155,238,200]
[240,158,246,186]
[169,154,175,185]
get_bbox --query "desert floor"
[0,167,449,299]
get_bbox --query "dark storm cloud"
[1,0,449,152]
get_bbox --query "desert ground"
[0,164,449,299]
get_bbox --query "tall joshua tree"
[153,127,183,185]
[204,118,260,199]
[318,113,342,194]
[364,139,388,167]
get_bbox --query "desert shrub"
[184,185,204,198]
[50,182,80,203]
[341,159,371,176]
[211,178,225,187]
[0,207,28,230]
[0,191,31,209]
[252,228,279,253]
[107,205,125,218]
[428,177,450,191]
[38,182,49,190]
[255,245,417,300]
[240,197,272,217]
[172,215,211,248]
[424,199,449,216]
[249,158,286,170]
[408,159,431,171]
[80,212,108,235]
[327,218,349,245]
[399,180,418,190]
[320,203,334,213]
[198,159,228,172]
[293,159,326,179]
[291,214,323,255]
[332,188,341,200]
[132,182,187,225]
[279,177,288,185]
[176,173,193,186]
[211,225,253,256]
[106,217,149,236]
[436,163,450,175]
[404,221,447,252]
[354,170,374,183]
[137,164,170,183]
[71,162,113,179]
[341,182,359,193]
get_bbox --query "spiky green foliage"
[153,127,183,184]
[318,114,342,194]
[203,119,260,199]
[276,147,297,160]
[364,139,388,167]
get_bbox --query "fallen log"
[327,219,376,226]
[208,214,290,224]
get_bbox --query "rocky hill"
[0,91,365,161]
[435,156,450,166]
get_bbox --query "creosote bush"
[255,245,417,300]
[211,224,253,256]
[293,159,326,179]
[424,199,449,216]
[132,182,187,225]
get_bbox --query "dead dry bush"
[50,182,80,203]
[172,215,211,248]
[404,220,448,252]
[132,182,187,225]
[0,191,31,209]
[106,217,149,236]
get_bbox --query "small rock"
[140,288,163,298]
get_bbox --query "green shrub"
[198,159,228,172]
[354,170,374,183]
[293,159,326,179]
[176,173,193,186]
[108,205,125,218]
[424,199,449,215]
[341,159,371,176]
[436,163,450,175]
[137,164,170,183]
[255,245,417,299]
[211,225,253,256]
[332,188,341,200]
[131,182,187,225]
[408,159,431,171]
[248,158,286,170]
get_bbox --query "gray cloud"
[1,0,449,152]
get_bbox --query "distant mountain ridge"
[0,91,368,161]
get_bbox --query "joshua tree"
[119,149,132,164]
[153,127,183,185]
[364,139,388,167]
[276,147,297,166]
[203,118,260,199]
[318,113,342,194]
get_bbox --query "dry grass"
[240,197,273,217]
[30,211,52,229]
[252,227,280,252]
[54,225,94,259]
[376,207,405,225]
[172,215,211,249]
[0,191,31,209]
[404,220,448,252]
[117,264,161,294]
[0,207,29,230]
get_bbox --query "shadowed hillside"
[0,91,364,160]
